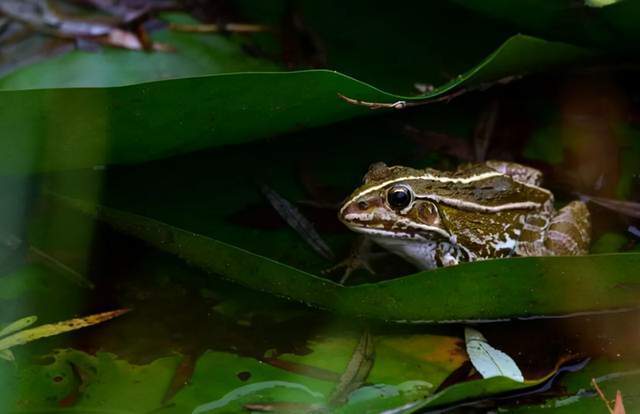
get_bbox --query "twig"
[260,184,335,261]
[337,87,468,110]
[169,22,271,33]
[337,75,521,110]
[578,194,640,219]
[327,329,375,407]
[592,378,614,414]
[28,245,95,289]
[473,99,500,162]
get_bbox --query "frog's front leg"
[435,242,462,267]
[543,201,591,255]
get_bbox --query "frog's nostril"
[357,201,368,210]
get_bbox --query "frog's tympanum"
[339,161,591,270]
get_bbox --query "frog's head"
[339,162,453,243]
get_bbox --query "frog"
[338,161,591,270]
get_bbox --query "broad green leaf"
[0,350,13,362]
[277,334,466,413]
[0,35,591,173]
[465,327,524,382]
[167,351,335,413]
[51,193,640,322]
[168,341,557,414]
[168,333,465,413]
[0,349,181,412]
[0,316,37,338]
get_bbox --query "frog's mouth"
[341,216,452,241]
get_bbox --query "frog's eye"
[387,185,413,210]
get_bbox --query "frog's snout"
[339,195,384,224]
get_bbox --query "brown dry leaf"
[0,309,129,352]
[99,28,172,51]
[0,0,112,37]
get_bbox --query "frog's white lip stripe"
[340,170,551,216]
[343,220,451,239]
[414,194,541,212]
[345,226,426,240]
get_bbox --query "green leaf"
[0,349,181,412]
[51,193,640,323]
[0,35,592,173]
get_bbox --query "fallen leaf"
[465,327,523,382]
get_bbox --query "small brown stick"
[169,22,271,33]
[473,99,500,162]
[338,75,522,110]
[337,87,469,110]
[327,329,375,407]
[592,378,614,414]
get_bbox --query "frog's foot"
[323,238,379,284]
[435,242,461,267]
[543,201,591,255]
